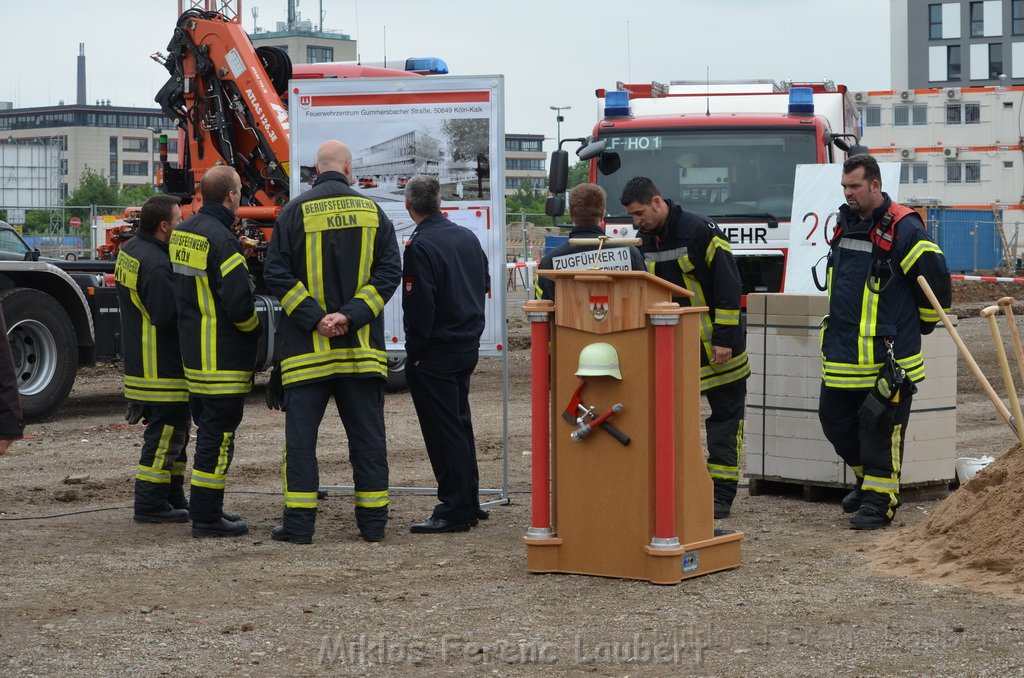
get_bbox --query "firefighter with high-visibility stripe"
[263,139,401,544]
[818,154,951,530]
[115,194,191,524]
[169,166,259,538]
[620,177,750,519]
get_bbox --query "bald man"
[170,165,259,538]
[264,139,401,544]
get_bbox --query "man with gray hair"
[402,175,490,533]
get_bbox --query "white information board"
[785,163,902,295]
[288,75,507,357]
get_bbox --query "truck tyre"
[385,356,407,393]
[1,288,78,421]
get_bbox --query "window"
[965,160,981,182]
[505,138,543,152]
[109,136,118,157]
[167,139,179,154]
[899,162,929,184]
[307,45,333,63]
[970,2,984,37]
[123,160,149,177]
[948,45,962,81]
[894,105,910,126]
[122,137,148,153]
[990,43,1003,78]
[862,105,881,127]
[1005,160,1015,168]
[912,104,928,125]
[1015,0,1024,34]
[946,102,981,124]
[930,4,943,39]
[506,158,545,170]
[946,160,982,183]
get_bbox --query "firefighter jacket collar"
[134,228,169,253]
[312,170,351,189]
[197,202,236,229]
[411,212,448,234]
[838,193,893,235]
[567,224,606,237]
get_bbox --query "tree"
[567,160,590,189]
[441,119,489,198]
[65,167,119,207]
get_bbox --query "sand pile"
[869,444,1024,598]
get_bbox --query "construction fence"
[0,203,130,260]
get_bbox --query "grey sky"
[2,0,890,153]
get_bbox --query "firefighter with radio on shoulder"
[534,183,645,302]
[817,154,951,530]
[620,177,749,519]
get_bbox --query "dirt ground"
[3,283,1024,676]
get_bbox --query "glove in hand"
[266,364,285,411]
[125,402,148,426]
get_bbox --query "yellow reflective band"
[196,276,217,371]
[128,288,158,379]
[280,346,387,371]
[862,475,899,493]
[858,282,879,366]
[706,463,740,481]
[918,307,940,322]
[171,461,187,476]
[715,308,740,326]
[281,359,387,385]
[191,468,226,490]
[285,491,319,509]
[220,252,247,278]
[354,490,390,508]
[115,251,141,290]
[302,196,380,232]
[646,261,655,275]
[354,286,385,316]
[169,230,211,271]
[706,236,732,266]
[152,424,175,474]
[900,240,942,273]
[125,375,188,389]
[215,432,233,478]
[306,231,331,353]
[135,465,171,484]
[125,389,189,403]
[700,362,751,391]
[891,424,903,475]
[358,223,375,291]
[184,367,252,380]
[282,282,313,315]
[235,310,259,333]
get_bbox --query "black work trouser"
[133,402,190,513]
[818,383,913,517]
[188,396,245,522]
[704,378,746,503]
[407,348,480,524]
[282,377,389,524]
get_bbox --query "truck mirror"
[597,152,621,176]
[548,149,569,195]
[577,139,607,161]
[545,195,565,218]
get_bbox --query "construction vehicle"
[547,80,866,296]
[0,2,442,421]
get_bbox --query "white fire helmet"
[575,342,622,380]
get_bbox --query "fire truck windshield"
[598,129,818,223]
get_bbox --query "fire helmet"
[575,342,622,380]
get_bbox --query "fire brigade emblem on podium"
[589,295,609,322]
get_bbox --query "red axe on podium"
[562,383,630,446]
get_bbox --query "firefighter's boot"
[133,479,189,524]
[271,507,315,545]
[190,486,248,538]
[706,419,742,519]
[850,490,894,530]
[841,477,864,514]
[355,506,388,542]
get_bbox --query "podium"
[523,270,742,585]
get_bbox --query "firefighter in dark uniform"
[819,154,951,529]
[621,176,750,519]
[263,140,401,544]
[0,305,21,456]
[116,194,192,523]
[403,175,490,534]
[170,166,259,538]
[534,183,645,302]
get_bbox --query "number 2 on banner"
[802,211,839,246]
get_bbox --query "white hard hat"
[575,342,622,380]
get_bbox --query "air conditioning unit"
[943,147,959,159]
[899,148,916,160]
[899,90,916,102]
[945,87,962,101]
[852,91,869,104]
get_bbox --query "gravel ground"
[1,286,1022,677]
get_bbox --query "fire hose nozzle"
[571,403,624,442]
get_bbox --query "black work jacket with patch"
[534,224,646,301]
[264,172,401,386]
[115,230,187,403]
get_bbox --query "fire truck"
[0,2,441,421]
[548,79,865,295]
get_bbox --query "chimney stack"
[77,43,86,106]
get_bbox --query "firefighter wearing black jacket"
[170,166,258,538]
[534,183,646,302]
[621,177,750,519]
[116,195,192,524]
[819,154,951,530]
[403,175,490,534]
[263,140,401,544]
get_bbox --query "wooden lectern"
[523,270,742,585]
